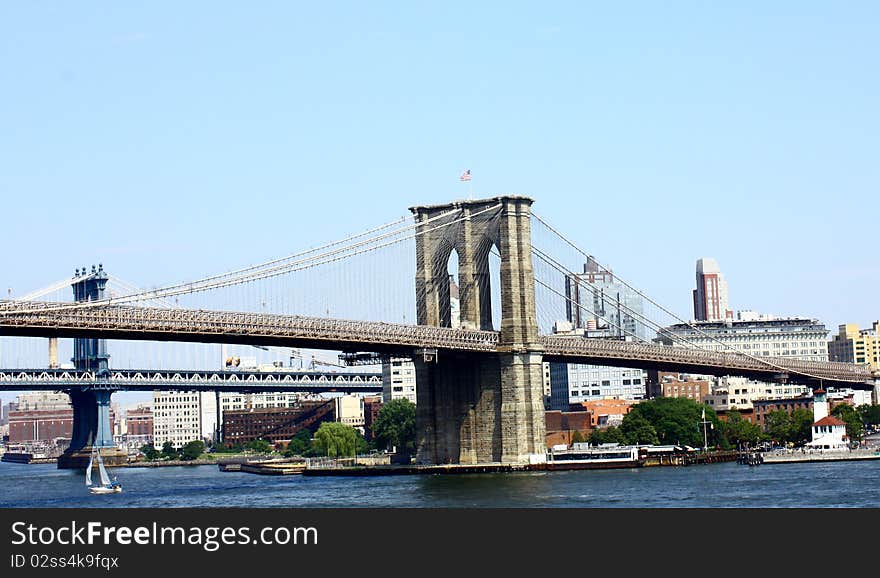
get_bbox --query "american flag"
[460,169,471,182]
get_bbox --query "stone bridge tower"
[410,196,546,465]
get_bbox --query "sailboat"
[86,448,122,494]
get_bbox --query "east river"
[1,459,878,508]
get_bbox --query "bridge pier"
[58,265,126,469]
[57,388,126,469]
[411,196,546,465]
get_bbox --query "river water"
[1,459,878,508]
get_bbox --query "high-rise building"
[565,257,646,339]
[550,259,647,409]
[334,394,365,434]
[828,322,880,370]
[382,358,417,404]
[693,258,732,322]
[152,391,216,449]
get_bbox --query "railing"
[0,301,874,385]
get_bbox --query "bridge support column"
[57,389,126,469]
[411,196,546,465]
[415,351,546,465]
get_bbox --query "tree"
[181,440,205,461]
[765,410,793,444]
[831,404,864,443]
[588,425,625,446]
[140,444,160,461]
[789,409,814,445]
[570,430,586,444]
[625,397,717,447]
[857,404,880,428]
[312,422,362,458]
[619,414,659,445]
[161,441,179,460]
[721,411,762,447]
[371,398,417,455]
[284,429,314,457]
[245,439,274,454]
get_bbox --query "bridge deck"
[0,301,874,388]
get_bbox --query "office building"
[693,258,732,322]
[382,358,417,404]
[828,322,880,370]
[152,391,217,449]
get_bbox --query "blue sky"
[1,2,878,407]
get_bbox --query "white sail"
[96,451,112,487]
[85,450,94,487]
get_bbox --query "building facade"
[222,400,335,446]
[334,394,365,433]
[703,376,811,412]
[828,322,880,370]
[152,391,217,449]
[693,257,732,322]
[656,317,830,362]
[7,392,77,445]
[382,357,417,404]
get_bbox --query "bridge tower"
[410,196,546,465]
[57,264,126,469]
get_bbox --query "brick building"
[223,400,335,446]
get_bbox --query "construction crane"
[288,348,346,370]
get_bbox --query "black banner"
[1,508,878,575]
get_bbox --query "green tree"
[312,422,362,458]
[181,440,205,461]
[790,408,815,445]
[588,425,625,446]
[625,397,717,447]
[831,404,864,443]
[161,441,179,460]
[245,439,274,454]
[619,414,659,445]
[721,411,762,447]
[765,410,793,444]
[284,429,314,457]
[371,398,417,455]
[857,404,880,428]
[570,430,586,444]
[139,444,160,461]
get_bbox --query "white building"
[152,391,217,449]
[656,317,829,362]
[382,357,417,404]
[806,389,848,450]
[334,394,365,434]
[703,376,810,411]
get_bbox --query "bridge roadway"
[0,301,875,388]
[0,368,382,393]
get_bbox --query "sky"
[1,2,878,404]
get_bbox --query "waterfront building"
[655,373,711,402]
[362,395,383,441]
[382,357,417,404]
[222,400,335,446]
[579,399,636,428]
[806,389,848,450]
[703,376,810,412]
[828,322,880,370]
[7,392,76,445]
[752,396,813,429]
[548,319,647,410]
[544,410,593,448]
[152,391,216,449]
[655,317,829,362]
[693,257,732,322]
[334,394,365,434]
